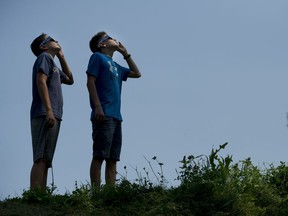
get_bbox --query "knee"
[35,159,49,167]
[106,159,117,168]
[91,158,104,169]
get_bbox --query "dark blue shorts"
[31,116,61,168]
[92,117,122,161]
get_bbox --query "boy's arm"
[86,75,105,121]
[117,42,141,78]
[57,50,74,85]
[125,55,141,78]
[37,72,56,127]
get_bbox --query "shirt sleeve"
[86,53,100,77]
[60,70,67,82]
[37,54,52,76]
[117,63,130,81]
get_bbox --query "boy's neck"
[45,51,56,59]
[101,49,114,58]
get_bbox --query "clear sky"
[1,0,288,199]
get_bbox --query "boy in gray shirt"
[30,33,74,190]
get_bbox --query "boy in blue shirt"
[30,33,74,190]
[86,31,141,188]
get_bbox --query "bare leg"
[43,168,48,188]
[90,158,104,188]
[30,159,48,189]
[105,159,117,186]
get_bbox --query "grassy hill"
[1,143,288,216]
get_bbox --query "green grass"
[2,143,288,215]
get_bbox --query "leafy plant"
[2,143,288,215]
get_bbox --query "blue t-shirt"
[86,52,130,121]
[30,52,67,120]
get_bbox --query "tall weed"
[3,143,288,215]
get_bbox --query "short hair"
[31,33,47,57]
[89,31,106,53]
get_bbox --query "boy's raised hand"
[117,42,128,56]
[56,47,65,59]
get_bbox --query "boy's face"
[40,35,61,53]
[98,34,119,50]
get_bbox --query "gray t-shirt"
[30,52,66,120]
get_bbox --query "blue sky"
[1,0,288,199]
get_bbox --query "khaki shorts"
[31,116,61,168]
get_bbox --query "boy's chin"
[54,48,61,53]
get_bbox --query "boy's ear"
[39,45,48,51]
[99,43,106,48]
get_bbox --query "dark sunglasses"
[40,36,56,46]
[98,35,112,48]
